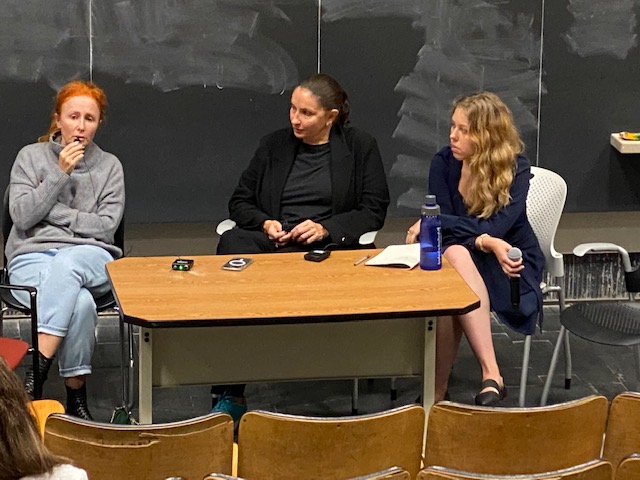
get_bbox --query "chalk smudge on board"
[322,0,542,209]
[564,0,637,60]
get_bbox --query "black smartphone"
[221,257,253,271]
[304,249,330,262]
[171,258,194,271]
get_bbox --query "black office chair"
[0,185,125,400]
[541,242,640,402]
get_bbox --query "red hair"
[38,80,108,142]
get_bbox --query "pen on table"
[354,254,371,266]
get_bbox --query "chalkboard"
[539,0,640,212]
[0,1,639,223]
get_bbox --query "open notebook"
[365,243,420,269]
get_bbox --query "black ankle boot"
[66,384,93,420]
[24,351,54,399]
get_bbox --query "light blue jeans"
[8,245,114,377]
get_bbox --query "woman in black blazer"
[213,73,390,424]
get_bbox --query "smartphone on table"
[221,257,253,271]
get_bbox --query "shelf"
[610,133,640,154]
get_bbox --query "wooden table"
[106,250,479,424]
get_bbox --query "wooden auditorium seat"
[236,405,424,480]
[417,459,612,480]
[44,412,234,480]
[424,396,608,475]
[603,392,640,476]
[29,399,65,439]
[205,465,411,480]
[616,454,640,480]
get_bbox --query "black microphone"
[508,247,522,307]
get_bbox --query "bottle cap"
[421,195,440,215]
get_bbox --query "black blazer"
[228,124,390,247]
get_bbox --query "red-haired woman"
[6,80,125,419]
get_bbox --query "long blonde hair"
[0,358,66,479]
[454,92,524,219]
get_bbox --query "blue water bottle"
[419,194,442,270]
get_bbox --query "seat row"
[36,391,640,480]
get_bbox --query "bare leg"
[435,315,463,401]
[444,246,503,394]
[37,332,63,359]
[65,376,86,389]
[36,333,86,388]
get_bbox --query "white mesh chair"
[216,219,239,236]
[520,166,568,406]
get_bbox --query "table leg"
[139,327,153,423]
[422,316,436,452]
[119,313,127,407]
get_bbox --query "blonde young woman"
[407,92,544,406]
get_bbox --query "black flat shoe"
[474,379,507,406]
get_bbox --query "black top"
[280,143,332,229]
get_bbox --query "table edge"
[116,300,481,328]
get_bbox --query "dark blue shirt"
[429,146,545,335]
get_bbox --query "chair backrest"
[237,405,424,480]
[616,454,640,480]
[417,460,612,480]
[349,467,412,480]
[44,413,234,480]
[424,396,608,475]
[603,392,640,473]
[526,166,567,279]
[29,399,65,439]
[205,467,411,480]
[2,185,12,270]
[2,186,11,253]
